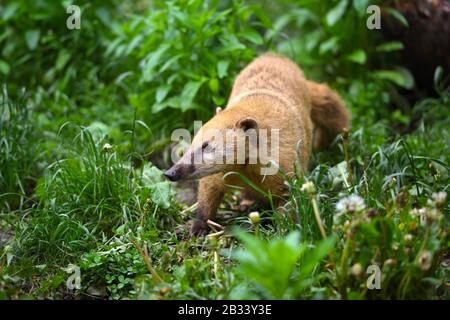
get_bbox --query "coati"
[164,53,350,236]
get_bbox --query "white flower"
[417,251,433,271]
[427,208,442,221]
[301,181,316,194]
[404,234,413,242]
[351,263,363,276]
[102,143,113,151]
[249,211,260,224]
[409,208,427,226]
[409,208,426,217]
[335,194,366,214]
[429,191,447,207]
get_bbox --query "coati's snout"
[164,163,194,182]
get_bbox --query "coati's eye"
[202,142,209,150]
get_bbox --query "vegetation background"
[0,0,448,299]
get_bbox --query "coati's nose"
[164,168,180,181]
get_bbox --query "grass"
[0,87,40,212]
[1,90,448,300]
[0,0,449,300]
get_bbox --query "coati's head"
[164,108,260,181]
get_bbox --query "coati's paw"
[189,220,210,237]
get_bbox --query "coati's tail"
[306,80,350,150]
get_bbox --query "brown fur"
[166,53,350,236]
[307,80,350,149]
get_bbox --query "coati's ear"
[216,107,222,114]
[235,117,258,131]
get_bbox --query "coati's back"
[227,53,350,150]
[227,53,311,113]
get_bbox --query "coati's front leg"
[190,173,225,236]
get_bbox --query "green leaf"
[374,68,414,89]
[56,50,71,71]
[212,96,225,106]
[217,60,230,79]
[299,236,335,278]
[319,36,339,55]
[142,165,164,184]
[234,231,305,299]
[240,29,263,45]
[25,30,41,50]
[156,85,171,103]
[353,0,370,16]
[434,66,443,86]
[95,7,111,26]
[346,49,367,64]
[179,80,205,111]
[2,3,19,21]
[0,60,10,75]
[142,165,172,209]
[141,44,171,82]
[150,181,172,209]
[326,0,349,26]
[386,8,409,27]
[208,78,219,94]
[220,34,246,52]
[376,41,404,52]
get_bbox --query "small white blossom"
[335,194,366,214]
[404,234,413,242]
[417,251,433,271]
[428,191,447,207]
[409,208,426,217]
[409,208,428,226]
[427,208,442,221]
[248,211,260,224]
[351,263,363,276]
[384,258,396,266]
[301,181,316,194]
[102,143,113,151]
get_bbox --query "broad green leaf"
[56,50,71,71]
[95,7,110,26]
[319,36,339,55]
[434,66,443,86]
[326,0,349,26]
[159,54,183,73]
[156,84,171,103]
[2,3,19,21]
[299,236,335,277]
[217,60,230,79]
[353,0,370,16]
[142,165,164,184]
[240,29,263,45]
[374,68,414,89]
[220,34,246,52]
[25,30,41,50]
[386,8,409,27]
[141,165,173,209]
[179,80,205,111]
[0,60,10,75]
[346,49,367,64]
[141,44,171,82]
[234,231,304,299]
[208,78,219,94]
[150,181,171,209]
[376,41,404,52]
[213,95,225,106]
